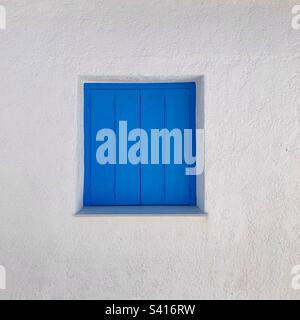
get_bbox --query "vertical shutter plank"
[165,89,191,205]
[115,90,141,204]
[141,90,165,204]
[90,90,115,205]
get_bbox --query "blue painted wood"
[189,84,197,205]
[141,90,165,204]
[85,83,194,90]
[84,82,196,208]
[115,90,141,204]
[83,85,91,206]
[90,90,115,205]
[165,89,191,205]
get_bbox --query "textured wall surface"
[0,0,299,300]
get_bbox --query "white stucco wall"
[0,0,299,300]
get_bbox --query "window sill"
[76,206,206,216]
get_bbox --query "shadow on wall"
[196,76,205,213]
[75,75,205,213]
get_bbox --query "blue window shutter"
[84,83,196,207]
